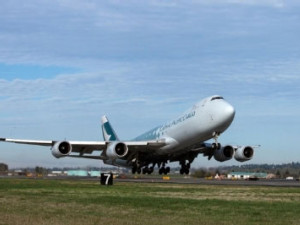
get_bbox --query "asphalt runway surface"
[1,175,299,187]
[115,177,300,187]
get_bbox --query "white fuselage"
[108,96,235,167]
[134,95,235,155]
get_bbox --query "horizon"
[2,161,300,171]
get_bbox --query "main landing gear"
[131,163,170,175]
[132,163,155,175]
[158,165,170,175]
[179,161,190,175]
[142,166,154,174]
[131,166,140,174]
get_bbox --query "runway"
[1,175,299,187]
[115,177,300,187]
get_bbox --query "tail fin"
[101,116,119,142]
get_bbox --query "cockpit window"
[211,96,224,101]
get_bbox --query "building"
[66,170,101,177]
[67,170,88,176]
[228,172,267,180]
[89,171,101,177]
[48,171,67,176]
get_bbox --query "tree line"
[192,162,300,178]
[0,163,8,172]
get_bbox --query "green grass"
[0,178,299,225]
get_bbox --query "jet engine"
[234,146,254,162]
[106,142,129,159]
[214,145,234,162]
[52,141,72,158]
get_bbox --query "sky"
[0,0,299,168]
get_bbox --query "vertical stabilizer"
[101,116,119,141]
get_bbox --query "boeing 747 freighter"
[0,95,257,175]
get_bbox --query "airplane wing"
[0,137,166,155]
[0,138,106,153]
[0,138,53,146]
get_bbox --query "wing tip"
[0,138,6,141]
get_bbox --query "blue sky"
[0,0,299,168]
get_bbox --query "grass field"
[0,178,299,225]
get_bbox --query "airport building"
[67,170,89,176]
[227,172,267,180]
[89,171,101,177]
[66,170,101,177]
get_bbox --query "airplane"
[0,95,257,175]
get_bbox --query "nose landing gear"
[212,132,221,150]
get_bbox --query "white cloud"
[187,0,286,7]
[0,0,298,67]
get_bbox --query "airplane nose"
[224,104,235,121]
[211,102,235,132]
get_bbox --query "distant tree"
[35,166,48,176]
[0,163,8,172]
[192,168,207,178]
[35,166,41,174]
[276,170,281,178]
[285,169,290,177]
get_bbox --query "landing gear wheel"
[159,167,164,175]
[166,167,170,174]
[148,167,154,174]
[184,168,189,175]
[212,143,221,150]
[163,168,168,175]
[180,168,184,175]
[142,167,148,174]
[132,167,137,174]
[180,161,190,175]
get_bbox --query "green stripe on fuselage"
[133,110,196,141]
[133,126,162,141]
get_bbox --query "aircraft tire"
[185,169,189,175]
[166,167,170,173]
[180,168,184,175]
[132,167,136,174]
[159,168,163,175]
[142,168,147,174]
[137,168,141,174]
[148,167,154,174]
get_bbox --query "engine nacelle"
[52,141,72,158]
[214,145,234,162]
[106,142,128,159]
[234,146,254,162]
